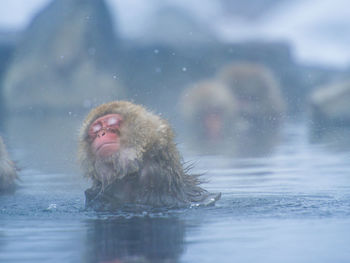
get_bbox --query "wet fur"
[79,101,218,210]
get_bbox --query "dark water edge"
[1,121,350,262]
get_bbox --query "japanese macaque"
[217,62,286,130]
[0,136,17,192]
[179,79,238,154]
[78,101,220,210]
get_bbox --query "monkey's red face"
[88,114,123,157]
[203,111,223,141]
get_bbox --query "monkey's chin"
[96,143,119,158]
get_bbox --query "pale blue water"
[1,121,350,263]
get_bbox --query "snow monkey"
[78,101,220,210]
[179,79,238,154]
[217,62,286,129]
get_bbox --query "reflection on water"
[84,217,185,263]
[0,120,350,262]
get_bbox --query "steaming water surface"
[1,122,350,263]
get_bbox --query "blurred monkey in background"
[217,62,286,131]
[179,79,239,155]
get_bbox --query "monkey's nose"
[97,130,106,137]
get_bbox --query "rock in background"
[3,0,125,114]
[1,0,126,173]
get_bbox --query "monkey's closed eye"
[92,124,102,133]
[107,117,118,126]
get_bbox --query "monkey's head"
[78,101,175,188]
[217,62,285,118]
[180,80,238,142]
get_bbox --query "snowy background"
[0,0,349,68]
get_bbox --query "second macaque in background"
[217,62,286,132]
[179,62,286,157]
[179,80,238,155]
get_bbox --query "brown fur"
[217,62,286,124]
[0,136,17,192]
[180,79,237,121]
[179,79,238,154]
[78,101,220,210]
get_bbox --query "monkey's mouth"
[95,142,120,157]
